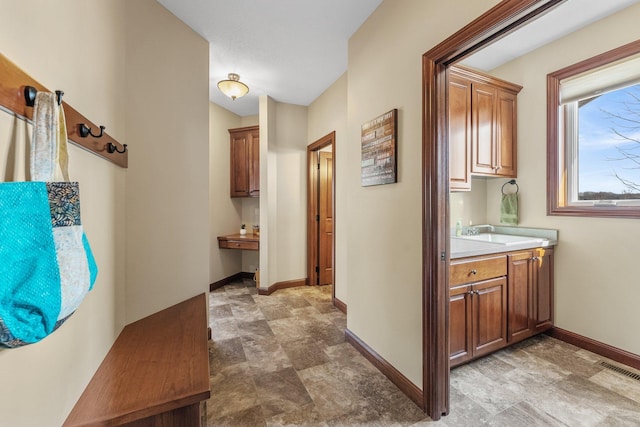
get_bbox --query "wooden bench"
[64,294,211,426]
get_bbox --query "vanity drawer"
[450,254,506,286]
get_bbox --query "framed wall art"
[361,108,397,187]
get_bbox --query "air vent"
[598,361,640,382]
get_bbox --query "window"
[548,40,640,218]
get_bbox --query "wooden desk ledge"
[64,294,211,427]
[217,233,259,251]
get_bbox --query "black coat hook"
[25,86,36,107]
[24,86,64,106]
[79,123,105,138]
[106,142,127,154]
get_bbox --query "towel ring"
[501,179,519,195]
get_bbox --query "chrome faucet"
[462,226,480,236]
[461,224,493,235]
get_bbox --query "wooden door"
[472,277,507,358]
[318,151,333,285]
[449,284,473,367]
[507,251,534,343]
[533,248,554,333]
[448,73,472,191]
[471,82,497,175]
[496,89,517,177]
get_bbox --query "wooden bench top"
[64,293,211,426]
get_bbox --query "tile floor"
[206,280,640,426]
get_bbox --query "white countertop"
[450,225,558,259]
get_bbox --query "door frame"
[421,0,565,419]
[306,132,336,293]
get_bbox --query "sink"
[453,233,545,245]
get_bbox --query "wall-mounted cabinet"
[229,125,259,198]
[449,66,522,191]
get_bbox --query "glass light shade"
[217,73,249,100]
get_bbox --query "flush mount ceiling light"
[217,73,249,100]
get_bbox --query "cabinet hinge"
[316,214,320,221]
[440,251,446,261]
[315,266,319,273]
[317,163,320,170]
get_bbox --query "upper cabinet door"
[495,89,517,177]
[449,73,472,191]
[248,129,260,197]
[229,125,260,198]
[471,81,497,175]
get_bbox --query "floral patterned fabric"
[46,182,81,227]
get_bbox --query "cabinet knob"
[470,269,477,275]
[531,256,539,261]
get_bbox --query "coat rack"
[0,54,128,168]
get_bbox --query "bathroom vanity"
[449,226,557,367]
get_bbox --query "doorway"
[421,0,564,420]
[307,132,336,300]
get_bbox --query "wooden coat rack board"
[0,54,128,168]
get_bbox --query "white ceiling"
[156,0,383,117]
[156,0,639,117]
[461,0,640,71]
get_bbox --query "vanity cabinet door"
[472,277,508,358]
[450,284,473,368]
[507,251,534,343]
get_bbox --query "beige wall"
[259,96,276,288]
[0,1,127,425]
[209,103,243,283]
[124,0,210,323]
[480,4,640,355]
[308,73,348,301]
[345,0,500,388]
[257,97,309,288]
[273,103,309,283]
[450,178,488,229]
